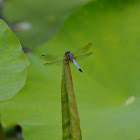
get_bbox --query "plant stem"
[61,59,82,140]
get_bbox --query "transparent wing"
[41,43,92,66]
[73,43,92,57]
[40,54,62,62]
[42,53,93,66]
[75,52,93,62]
[44,59,63,66]
[41,54,63,66]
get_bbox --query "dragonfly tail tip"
[79,69,82,72]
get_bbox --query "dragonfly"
[41,43,93,72]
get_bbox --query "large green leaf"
[0,19,29,101]
[2,0,89,50]
[1,0,140,139]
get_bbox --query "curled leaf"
[61,59,82,140]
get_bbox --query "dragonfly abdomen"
[72,59,82,72]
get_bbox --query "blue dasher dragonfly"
[41,43,93,72]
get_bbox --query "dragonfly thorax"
[65,51,75,61]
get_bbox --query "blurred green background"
[0,0,140,140]
[2,0,90,51]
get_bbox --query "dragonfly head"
[65,51,70,55]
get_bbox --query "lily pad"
[0,19,29,101]
[0,0,140,140]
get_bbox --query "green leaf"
[0,19,29,101]
[2,0,89,50]
[61,60,82,140]
[0,0,140,140]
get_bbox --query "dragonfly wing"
[44,59,63,66]
[73,43,92,56]
[40,54,62,62]
[75,52,93,62]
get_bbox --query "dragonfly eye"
[65,51,70,55]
